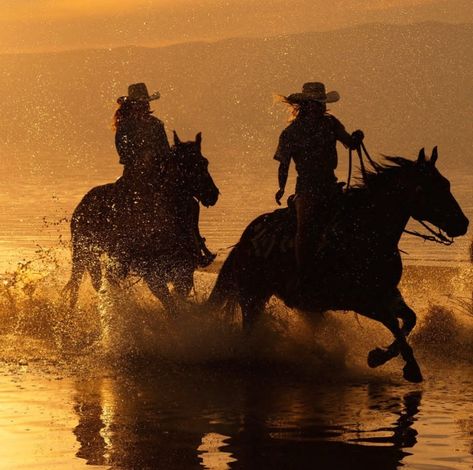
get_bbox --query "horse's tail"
[207,246,239,310]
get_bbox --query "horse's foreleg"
[367,297,417,368]
[381,312,422,383]
[361,304,422,383]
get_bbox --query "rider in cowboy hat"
[114,82,215,267]
[114,82,171,179]
[273,82,364,287]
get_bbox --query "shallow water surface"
[0,157,471,270]
[2,359,473,470]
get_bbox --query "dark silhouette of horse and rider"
[65,83,219,312]
[65,81,469,383]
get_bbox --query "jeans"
[294,188,335,282]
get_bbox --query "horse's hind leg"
[65,244,103,308]
[64,244,87,309]
[171,267,194,299]
[145,273,176,314]
[240,293,269,333]
[88,254,103,292]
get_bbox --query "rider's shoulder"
[145,113,164,127]
[324,113,344,129]
[281,121,301,138]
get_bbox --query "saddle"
[250,182,348,259]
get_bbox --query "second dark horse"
[66,132,219,312]
[208,148,469,382]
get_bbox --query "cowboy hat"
[285,82,340,104]
[125,82,160,102]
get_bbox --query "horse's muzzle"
[201,189,219,207]
[446,214,469,238]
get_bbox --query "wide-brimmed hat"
[285,82,340,104]
[125,82,160,102]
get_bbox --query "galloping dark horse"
[208,148,468,382]
[65,132,219,312]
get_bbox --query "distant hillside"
[0,22,471,173]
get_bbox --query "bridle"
[403,220,454,246]
[347,143,455,246]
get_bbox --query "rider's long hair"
[112,97,152,130]
[113,97,133,130]
[276,94,328,122]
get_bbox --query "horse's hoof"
[403,362,423,383]
[367,348,389,368]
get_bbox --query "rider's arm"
[278,160,290,192]
[333,117,364,149]
[274,130,291,205]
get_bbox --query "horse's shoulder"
[240,208,293,241]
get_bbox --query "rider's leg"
[295,194,318,285]
[188,198,215,267]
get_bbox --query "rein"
[346,142,455,246]
[346,142,380,189]
[403,221,454,246]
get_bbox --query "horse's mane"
[351,155,415,192]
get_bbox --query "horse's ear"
[417,148,426,164]
[173,130,181,146]
[431,146,438,166]
[195,132,202,148]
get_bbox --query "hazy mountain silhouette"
[0,22,471,173]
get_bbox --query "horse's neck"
[159,162,191,202]
[122,159,188,196]
[359,177,411,246]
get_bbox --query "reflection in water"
[72,366,422,469]
[73,373,204,468]
[350,385,421,448]
[73,380,107,466]
[198,433,236,469]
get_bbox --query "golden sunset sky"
[1,0,471,53]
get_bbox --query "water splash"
[0,237,472,384]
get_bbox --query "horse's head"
[172,131,219,207]
[409,147,468,238]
